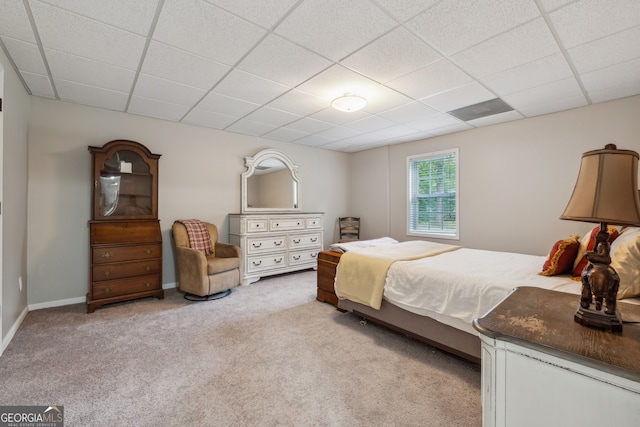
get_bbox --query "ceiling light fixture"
[331,93,367,113]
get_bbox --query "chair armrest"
[215,242,241,259]
[175,246,208,276]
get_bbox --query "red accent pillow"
[572,226,620,278]
[540,234,580,276]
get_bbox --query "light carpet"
[0,270,481,426]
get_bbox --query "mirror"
[241,149,300,213]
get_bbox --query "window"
[407,148,459,239]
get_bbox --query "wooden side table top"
[474,287,640,382]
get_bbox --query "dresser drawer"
[289,248,319,266]
[90,220,161,244]
[92,244,161,264]
[269,217,305,231]
[289,233,321,249]
[92,274,161,298]
[306,217,323,229]
[92,259,161,282]
[246,218,268,233]
[246,253,287,273]
[247,236,286,254]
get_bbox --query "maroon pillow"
[540,235,580,276]
[572,226,620,278]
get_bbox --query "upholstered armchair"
[171,220,241,300]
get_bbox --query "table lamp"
[561,144,640,332]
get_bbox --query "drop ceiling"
[1,0,639,152]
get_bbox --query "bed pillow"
[610,227,640,299]
[572,225,620,278]
[540,234,580,276]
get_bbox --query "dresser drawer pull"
[102,287,113,294]
[145,249,153,254]
[145,282,152,287]
[252,260,262,266]
[101,251,114,259]
[274,241,283,246]
[311,253,317,258]
[252,242,262,248]
[293,239,301,244]
[297,222,301,225]
[103,270,112,277]
[274,258,283,264]
[144,265,151,271]
[293,255,301,261]
[122,223,131,228]
[310,237,318,242]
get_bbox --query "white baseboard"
[1,306,28,357]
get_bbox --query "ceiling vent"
[447,98,513,122]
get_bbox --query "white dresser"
[229,213,324,285]
[474,287,640,427]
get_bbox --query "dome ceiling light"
[331,93,367,112]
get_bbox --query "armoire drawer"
[92,274,161,298]
[92,259,161,282]
[90,220,161,244]
[92,244,161,264]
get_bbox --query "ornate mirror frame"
[241,149,300,213]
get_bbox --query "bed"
[330,227,640,364]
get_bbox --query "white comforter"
[384,248,581,335]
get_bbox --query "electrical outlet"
[19,276,23,292]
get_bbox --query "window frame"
[406,148,460,240]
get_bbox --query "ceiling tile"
[378,101,441,124]
[283,117,334,134]
[503,77,584,110]
[406,0,540,55]
[237,33,332,86]
[294,133,337,147]
[46,48,135,93]
[197,92,260,117]
[404,112,461,132]
[153,0,266,65]
[141,41,230,90]
[309,108,369,125]
[296,64,381,104]
[421,82,496,112]
[54,79,128,110]
[39,0,160,35]
[568,25,640,74]
[30,1,147,69]
[0,1,37,42]
[182,108,238,129]
[274,0,397,61]
[454,18,560,78]
[538,0,574,13]
[128,96,191,121]
[341,27,441,84]
[428,122,474,136]
[225,118,279,136]
[550,0,640,49]
[387,59,472,100]
[182,108,243,129]
[316,126,361,140]
[344,115,396,133]
[21,71,55,97]
[480,53,574,97]
[466,110,524,127]
[243,106,302,127]
[133,74,207,106]
[580,58,640,93]
[213,69,291,105]
[587,81,640,104]
[266,89,327,116]
[205,0,300,28]
[374,0,440,22]
[2,37,47,74]
[262,127,309,142]
[517,95,588,117]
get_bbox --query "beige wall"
[26,98,349,307]
[351,95,640,256]
[1,48,30,348]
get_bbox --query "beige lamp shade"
[561,145,640,226]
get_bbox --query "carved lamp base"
[574,306,623,333]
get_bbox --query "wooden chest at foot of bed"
[317,251,342,306]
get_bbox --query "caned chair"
[171,220,241,301]
[339,217,360,243]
